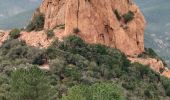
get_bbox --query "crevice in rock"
[136,33,140,47]
[77,0,80,28]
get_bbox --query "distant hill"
[0,0,41,29]
[135,0,170,66]
[0,9,35,29]
[0,0,40,19]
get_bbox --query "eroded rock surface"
[129,57,170,78]
[35,0,146,56]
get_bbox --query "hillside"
[0,35,170,99]
[1,0,170,67]
[0,0,170,100]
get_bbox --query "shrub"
[10,66,52,100]
[64,64,82,81]
[9,28,20,39]
[161,77,170,96]
[0,39,46,65]
[53,24,65,29]
[46,30,54,38]
[50,58,65,72]
[138,48,158,59]
[145,48,158,58]
[0,39,26,56]
[62,83,125,100]
[59,35,86,53]
[26,13,45,32]
[144,89,153,98]
[123,11,134,24]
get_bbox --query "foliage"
[123,11,134,24]
[46,30,54,38]
[161,76,170,96]
[9,28,20,39]
[62,83,125,100]
[138,48,159,59]
[10,66,52,100]
[0,39,46,65]
[26,13,45,32]
[53,24,65,29]
[0,36,169,99]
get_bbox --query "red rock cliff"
[35,0,146,56]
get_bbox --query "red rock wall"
[34,0,146,56]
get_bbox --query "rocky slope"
[129,57,170,78]
[1,0,170,78]
[34,0,146,56]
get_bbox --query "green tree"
[89,83,125,100]
[123,11,134,24]
[62,85,86,100]
[10,66,52,100]
[26,13,45,32]
[62,83,125,100]
[9,28,20,39]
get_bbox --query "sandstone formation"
[0,30,9,46]
[1,0,170,78]
[162,69,170,78]
[20,31,53,48]
[129,57,165,73]
[129,57,170,78]
[34,0,146,56]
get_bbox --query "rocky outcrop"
[129,57,170,78]
[35,0,146,56]
[0,30,9,45]
[162,69,170,78]
[19,29,64,48]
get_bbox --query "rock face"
[35,0,146,56]
[129,57,165,73]
[129,57,170,78]
[0,30,9,46]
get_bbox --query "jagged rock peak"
[34,0,146,56]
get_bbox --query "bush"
[145,48,158,58]
[0,39,46,65]
[26,13,45,32]
[49,58,66,74]
[53,24,65,29]
[46,30,54,38]
[59,35,86,53]
[10,66,52,100]
[62,83,125,100]
[0,39,26,56]
[9,28,20,39]
[123,11,134,24]
[138,48,158,59]
[64,64,82,81]
[161,77,170,96]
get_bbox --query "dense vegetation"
[26,13,45,32]
[0,35,170,100]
